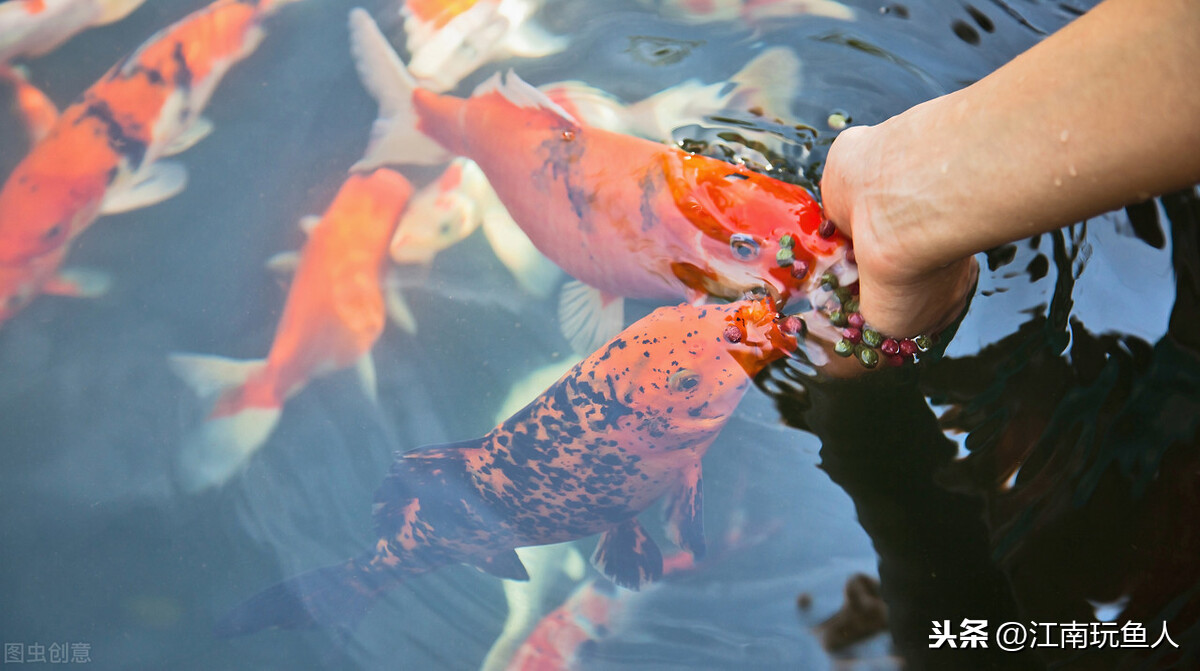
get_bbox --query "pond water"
[2,0,1196,669]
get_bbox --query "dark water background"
[3,0,1196,669]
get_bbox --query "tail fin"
[214,556,397,637]
[348,8,450,170]
[168,354,278,492]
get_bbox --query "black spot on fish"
[80,100,147,168]
[171,41,193,90]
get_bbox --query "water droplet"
[1059,129,1070,142]
[1068,164,1078,177]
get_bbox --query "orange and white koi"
[0,0,149,64]
[384,156,559,333]
[168,168,412,492]
[213,297,799,636]
[0,0,304,265]
[399,0,566,92]
[642,0,855,25]
[350,8,854,355]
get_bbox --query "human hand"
[819,122,978,342]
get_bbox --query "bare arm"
[820,0,1200,339]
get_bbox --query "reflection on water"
[4,1,1195,670]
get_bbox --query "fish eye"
[729,234,759,260]
[438,219,455,236]
[668,369,702,392]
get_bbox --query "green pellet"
[844,298,860,314]
[856,345,879,368]
[776,248,795,267]
[835,287,852,304]
[820,272,838,289]
[828,310,848,327]
[914,334,932,351]
[834,339,855,357]
[779,234,794,249]
[862,328,883,348]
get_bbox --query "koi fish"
[384,156,560,333]
[0,65,112,325]
[480,542,588,671]
[0,0,304,266]
[0,0,149,64]
[349,8,854,355]
[168,168,412,493]
[642,0,855,25]
[213,297,799,636]
[399,0,566,92]
[504,551,698,671]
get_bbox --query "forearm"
[841,0,1200,270]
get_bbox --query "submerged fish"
[399,0,566,92]
[504,551,697,671]
[349,8,854,354]
[213,297,799,636]
[643,0,856,24]
[0,0,304,266]
[0,65,111,325]
[169,168,412,493]
[542,45,803,143]
[0,0,149,64]
[384,156,560,333]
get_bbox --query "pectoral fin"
[355,353,378,404]
[663,463,706,559]
[559,280,624,356]
[162,116,214,157]
[42,268,111,298]
[384,281,418,335]
[590,518,663,590]
[265,251,300,275]
[471,550,530,582]
[101,161,188,215]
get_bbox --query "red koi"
[212,297,798,636]
[168,168,412,492]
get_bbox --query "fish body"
[401,0,566,92]
[0,0,149,63]
[0,244,110,324]
[169,168,412,492]
[214,297,798,636]
[0,0,301,265]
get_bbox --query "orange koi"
[400,0,565,92]
[350,8,855,354]
[0,0,303,265]
[212,297,799,636]
[0,0,149,64]
[168,168,412,493]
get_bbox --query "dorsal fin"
[472,70,580,128]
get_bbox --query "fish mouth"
[724,298,800,375]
